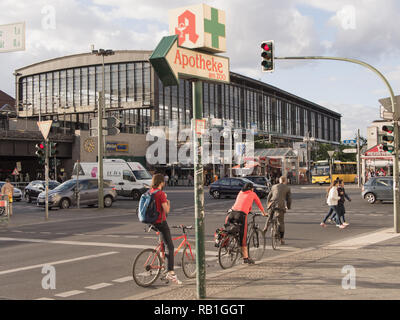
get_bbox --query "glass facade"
[18,56,340,143]
[156,77,341,143]
[19,61,152,134]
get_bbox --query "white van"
[72,159,151,200]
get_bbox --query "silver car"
[37,179,117,209]
[362,176,393,204]
[0,182,22,202]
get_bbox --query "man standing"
[1,179,14,217]
[264,176,291,245]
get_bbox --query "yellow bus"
[312,160,357,185]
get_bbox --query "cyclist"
[150,173,182,285]
[1,179,13,217]
[226,182,267,264]
[264,176,291,245]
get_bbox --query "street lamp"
[91,47,115,209]
[303,131,315,183]
[328,150,335,183]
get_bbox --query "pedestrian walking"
[332,180,351,226]
[320,180,346,229]
[187,174,193,186]
[1,179,14,217]
[264,176,291,245]
[164,174,169,188]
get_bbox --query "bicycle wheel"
[132,249,162,287]
[271,221,280,250]
[248,229,265,261]
[218,234,239,269]
[182,245,196,278]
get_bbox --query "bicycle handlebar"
[172,224,193,232]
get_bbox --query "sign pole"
[192,80,206,299]
[45,138,49,221]
[357,129,361,187]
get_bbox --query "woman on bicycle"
[150,173,182,284]
[226,182,267,264]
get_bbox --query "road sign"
[380,105,394,120]
[343,139,356,146]
[149,35,230,87]
[16,162,21,172]
[0,22,25,53]
[327,151,335,157]
[37,120,53,140]
[343,148,357,154]
[12,168,19,175]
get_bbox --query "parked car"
[37,179,117,209]
[209,177,269,199]
[243,176,272,191]
[0,182,22,202]
[24,180,60,203]
[362,176,393,204]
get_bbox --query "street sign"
[343,139,356,146]
[37,120,53,140]
[380,105,394,120]
[16,162,22,172]
[0,22,25,53]
[343,148,357,154]
[327,151,335,157]
[12,168,19,175]
[149,35,230,87]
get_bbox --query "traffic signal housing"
[382,125,395,153]
[50,142,58,157]
[261,40,274,72]
[35,142,46,158]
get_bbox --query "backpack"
[137,189,160,224]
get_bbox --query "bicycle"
[218,211,266,269]
[132,224,196,287]
[247,212,266,261]
[263,209,281,250]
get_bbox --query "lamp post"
[303,131,315,183]
[328,150,335,183]
[91,48,114,209]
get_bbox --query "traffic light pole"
[275,55,399,232]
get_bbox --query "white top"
[327,186,341,206]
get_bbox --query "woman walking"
[320,180,346,229]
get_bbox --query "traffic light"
[261,40,274,72]
[35,142,46,158]
[49,142,58,157]
[382,125,395,153]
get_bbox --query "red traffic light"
[38,143,45,149]
[382,125,394,134]
[261,42,270,51]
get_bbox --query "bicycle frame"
[144,230,194,271]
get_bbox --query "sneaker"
[166,272,182,285]
[243,258,255,265]
[320,222,327,227]
[343,222,349,226]
[280,239,286,245]
[339,225,347,229]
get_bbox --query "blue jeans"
[323,205,341,224]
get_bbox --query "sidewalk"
[125,228,400,300]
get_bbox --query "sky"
[1,0,399,140]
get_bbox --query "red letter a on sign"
[175,10,199,46]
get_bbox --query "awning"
[232,161,260,169]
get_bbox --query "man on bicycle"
[226,182,267,264]
[264,176,291,245]
[150,173,182,284]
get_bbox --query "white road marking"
[112,276,132,283]
[35,297,55,300]
[55,290,85,298]
[0,251,118,276]
[325,228,400,250]
[85,283,112,290]
[0,237,217,257]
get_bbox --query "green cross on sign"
[204,7,225,49]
